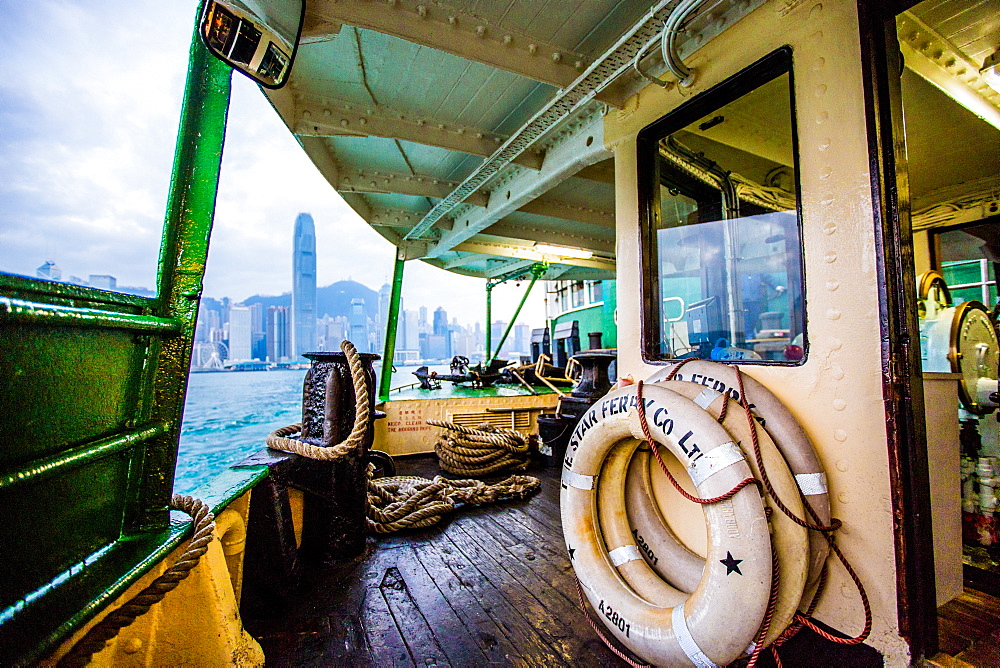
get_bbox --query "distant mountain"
[242,280,380,321]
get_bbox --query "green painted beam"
[378,250,406,402]
[127,16,233,535]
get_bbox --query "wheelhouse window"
[638,50,804,363]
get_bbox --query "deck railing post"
[131,13,233,533]
[378,250,406,402]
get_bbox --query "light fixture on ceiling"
[533,243,593,260]
[981,47,1000,93]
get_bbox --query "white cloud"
[0,0,545,328]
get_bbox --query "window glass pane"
[942,260,983,287]
[642,61,803,363]
[950,286,982,304]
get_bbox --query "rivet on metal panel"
[303,110,312,119]
[822,222,836,235]
[830,366,845,381]
[833,399,847,411]
[819,166,833,179]
[417,5,427,17]
[503,35,512,45]
[827,308,842,321]
[575,60,583,69]
[813,57,825,70]
[359,118,367,125]
[816,111,829,124]
[552,53,562,63]
[448,16,456,25]
[476,26,486,37]
[824,251,837,263]
[528,43,538,55]
[815,84,827,97]
[838,491,849,503]
[341,119,349,126]
[323,109,331,116]
[830,338,843,351]
[810,3,823,15]
[819,138,831,151]
[836,459,849,472]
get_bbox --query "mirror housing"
[199,0,305,89]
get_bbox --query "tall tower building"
[291,213,317,359]
[228,306,252,361]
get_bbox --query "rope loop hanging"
[427,419,535,477]
[58,495,215,667]
[266,339,370,461]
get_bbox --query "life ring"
[646,361,831,596]
[611,379,808,648]
[562,384,771,666]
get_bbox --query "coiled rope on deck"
[367,473,540,533]
[427,419,534,477]
[58,495,215,667]
[266,340,369,460]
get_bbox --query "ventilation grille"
[449,411,532,432]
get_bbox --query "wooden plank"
[391,545,492,665]
[427,532,560,663]
[361,587,415,667]
[445,515,616,663]
[379,564,452,666]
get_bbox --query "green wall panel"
[0,325,147,467]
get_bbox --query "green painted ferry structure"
[3,0,1000,665]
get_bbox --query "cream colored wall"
[607,0,909,662]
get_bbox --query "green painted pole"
[133,15,233,533]
[378,250,406,402]
[488,268,542,364]
[485,280,493,361]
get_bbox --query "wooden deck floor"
[937,587,1000,667]
[241,454,908,667]
[246,456,627,666]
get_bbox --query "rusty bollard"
[296,350,379,562]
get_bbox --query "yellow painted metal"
[375,395,558,456]
[44,491,262,667]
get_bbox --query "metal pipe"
[485,281,494,361]
[378,250,406,402]
[489,268,542,364]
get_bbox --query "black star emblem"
[720,551,742,575]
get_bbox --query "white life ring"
[562,384,771,666]
[646,361,832,595]
[614,379,808,648]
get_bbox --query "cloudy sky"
[0,1,545,329]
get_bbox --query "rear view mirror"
[199,0,305,89]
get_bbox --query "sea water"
[173,365,451,494]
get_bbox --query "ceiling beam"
[304,0,590,89]
[898,13,1000,130]
[573,160,615,185]
[424,114,611,257]
[442,252,491,270]
[336,167,488,206]
[294,95,543,170]
[518,197,614,229]
[484,258,536,279]
[454,240,615,274]
[480,222,615,255]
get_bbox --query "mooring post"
[296,350,379,562]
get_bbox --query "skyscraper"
[228,306,252,361]
[292,213,317,359]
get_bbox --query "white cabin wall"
[606,0,910,662]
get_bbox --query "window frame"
[636,47,806,366]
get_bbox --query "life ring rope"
[628,365,873,666]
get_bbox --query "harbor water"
[174,364,480,493]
